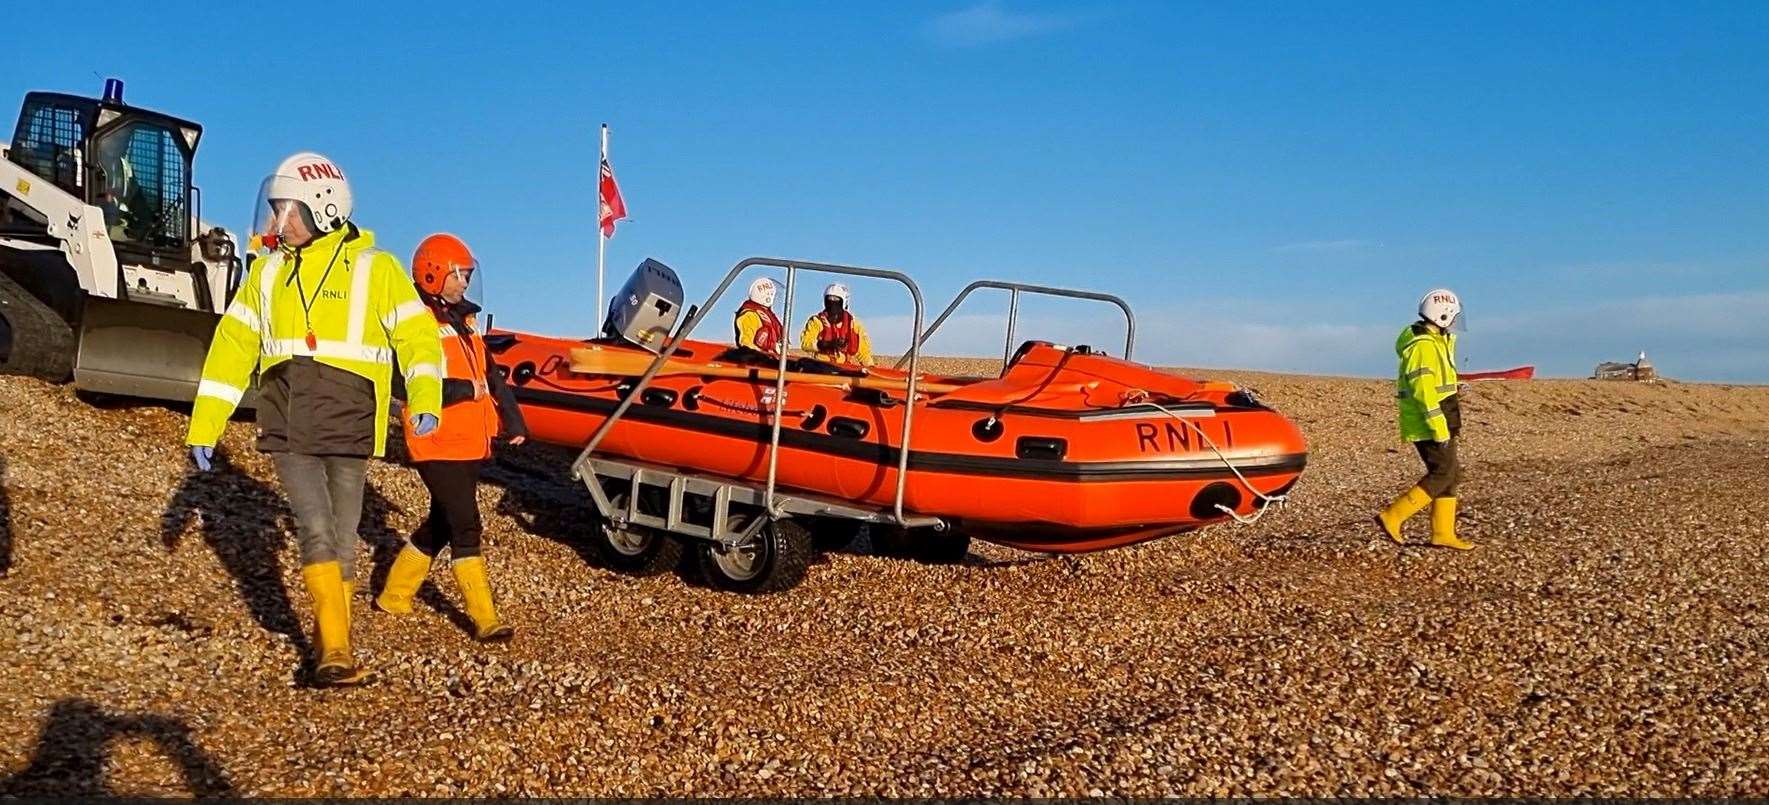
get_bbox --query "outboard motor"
[603,258,685,353]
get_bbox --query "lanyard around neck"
[285,239,348,347]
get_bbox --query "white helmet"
[1418,288,1462,330]
[747,277,778,307]
[253,152,352,251]
[823,282,851,308]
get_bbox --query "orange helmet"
[411,233,477,297]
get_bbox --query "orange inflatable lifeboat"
[489,259,1308,557]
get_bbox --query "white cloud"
[1541,259,1723,282]
[1101,310,1392,376]
[863,290,1769,383]
[1272,239,1375,254]
[924,2,1082,47]
[1471,290,1769,382]
[867,303,1391,376]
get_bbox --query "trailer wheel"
[808,517,865,551]
[873,525,971,565]
[867,524,913,557]
[590,488,683,575]
[697,518,813,594]
[915,531,972,565]
[591,520,684,576]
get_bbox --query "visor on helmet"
[448,260,485,309]
[250,176,321,254]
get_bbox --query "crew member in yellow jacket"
[184,152,444,686]
[734,277,784,356]
[800,282,874,367]
[1375,288,1473,550]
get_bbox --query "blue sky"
[4,1,1765,380]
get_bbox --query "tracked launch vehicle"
[0,79,242,402]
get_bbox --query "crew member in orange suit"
[375,234,527,641]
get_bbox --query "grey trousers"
[272,453,367,580]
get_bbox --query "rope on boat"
[528,374,621,393]
[1133,390,1290,526]
[529,354,623,393]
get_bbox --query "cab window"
[91,122,188,248]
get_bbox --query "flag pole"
[596,123,609,334]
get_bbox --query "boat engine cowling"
[604,258,685,353]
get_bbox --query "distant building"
[1633,351,1656,381]
[1594,351,1657,381]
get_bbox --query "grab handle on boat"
[1014,436,1067,461]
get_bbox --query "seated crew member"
[733,277,783,357]
[799,282,873,367]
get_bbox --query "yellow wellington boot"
[301,561,376,687]
[375,545,433,615]
[1430,496,1475,550]
[451,557,515,643]
[1376,486,1433,544]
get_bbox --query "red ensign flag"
[599,157,627,238]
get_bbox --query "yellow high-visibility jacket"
[1394,323,1459,443]
[186,225,443,455]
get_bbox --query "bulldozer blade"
[73,297,252,406]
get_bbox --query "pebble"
[0,370,1765,796]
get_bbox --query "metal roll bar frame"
[898,280,1136,370]
[571,257,940,532]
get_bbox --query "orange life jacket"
[812,310,862,358]
[404,309,502,462]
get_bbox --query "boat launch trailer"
[568,256,1136,593]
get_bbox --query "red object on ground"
[1461,366,1535,381]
